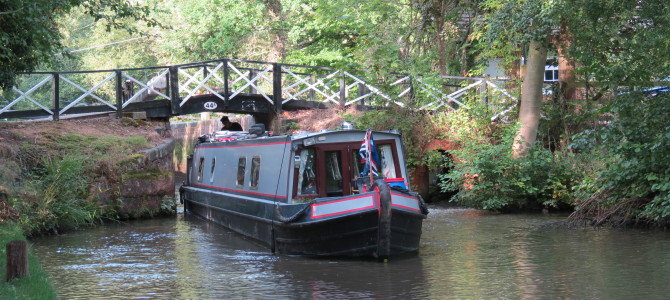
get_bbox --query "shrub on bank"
[569,92,670,225]
[1,132,174,236]
[438,122,584,211]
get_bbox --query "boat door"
[317,144,354,197]
[318,141,402,196]
[293,143,358,199]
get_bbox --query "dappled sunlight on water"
[32,206,670,299]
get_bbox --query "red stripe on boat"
[196,141,291,149]
[194,183,287,199]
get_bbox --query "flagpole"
[368,130,374,186]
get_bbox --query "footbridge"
[0,58,517,121]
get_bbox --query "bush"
[441,136,582,210]
[431,103,583,211]
[570,92,670,224]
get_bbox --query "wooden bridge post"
[115,70,123,119]
[6,240,29,281]
[309,74,316,101]
[223,59,230,103]
[357,82,366,106]
[202,65,209,93]
[248,69,256,94]
[52,73,60,121]
[480,76,489,108]
[409,75,415,106]
[169,66,181,115]
[273,63,282,115]
[339,72,346,107]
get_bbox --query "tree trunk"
[265,0,286,62]
[436,1,447,76]
[513,39,547,158]
[556,23,576,101]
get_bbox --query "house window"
[236,156,246,187]
[250,156,260,190]
[197,156,205,183]
[544,65,559,82]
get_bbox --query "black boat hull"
[182,181,425,258]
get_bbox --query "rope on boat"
[275,200,316,223]
[390,186,430,215]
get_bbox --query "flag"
[359,129,381,177]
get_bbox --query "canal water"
[33,206,670,299]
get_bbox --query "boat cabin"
[188,129,409,205]
[291,131,405,201]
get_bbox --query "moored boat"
[179,123,428,259]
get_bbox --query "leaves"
[0,0,161,89]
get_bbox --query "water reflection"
[420,208,670,299]
[32,207,670,299]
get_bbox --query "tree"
[481,0,557,158]
[562,0,670,86]
[513,39,548,158]
[0,0,159,89]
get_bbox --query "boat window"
[325,151,343,196]
[210,157,216,183]
[250,156,260,190]
[351,149,364,177]
[379,144,397,178]
[236,156,246,187]
[297,149,317,196]
[197,156,205,183]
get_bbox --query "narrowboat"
[179,123,428,259]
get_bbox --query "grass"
[0,223,57,300]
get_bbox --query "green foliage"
[562,0,670,84]
[8,133,157,234]
[0,223,58,299]
[12,156,101,234]
[443,132,582,210]
[354,107,436,170]
[0,0,161,89]
[571,92,670,223]
[482,0,558,45]
[428,101,582,210]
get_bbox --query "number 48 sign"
[203,102,218,110]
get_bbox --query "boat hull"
[273,209,425,257]
[181,182,426,258]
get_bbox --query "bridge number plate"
[203,102,218,110]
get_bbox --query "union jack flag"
[359,129,380,176]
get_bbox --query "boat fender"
[413,192,429,215]
[178,185,186,204]
[275,201,315,223]
[372,178,392,260]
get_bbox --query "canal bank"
[0,116,177,235]
[0,116,179,294]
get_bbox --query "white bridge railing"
[0,58,518,120]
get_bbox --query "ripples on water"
[32,206,670,299]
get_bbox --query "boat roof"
[202,128,401,144]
